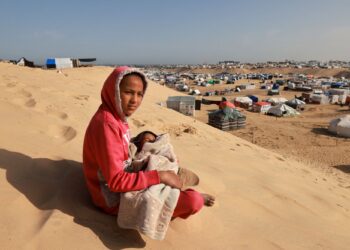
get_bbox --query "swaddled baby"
[128,131,199,188]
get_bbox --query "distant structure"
[218,61,240,65]
[46,58,96,69]
[16,57,34,67]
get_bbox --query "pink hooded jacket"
[82,66,160,214]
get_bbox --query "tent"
[247,95,258,103]
[16,57,34,67]
[234,96,253,108]
[46,58,73,69]
[166,96,195,116]
[252,101,271,113]
[328,115,350,138]
[285,98,306,110]
[265,97,288,106]
[310,94,329,104]
[267,103,300,117]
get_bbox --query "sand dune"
[0,62,350,249]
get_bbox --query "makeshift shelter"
[285,98,306,111]
[329,115,350,138]
[16,57,34,67]
[310,94,329,104]
[253,102,271,114]
[233,96,253,109]
[166,96,195,116]
[189,89,201,95]
[265,97,288,106]
[238,84,255,90]
[46,58,73,69]
[247,95,258,103]
[267,103,300,117]
[268,89,279,95]
[208,108,246,131]
[76,58,96,67]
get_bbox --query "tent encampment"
[328,115,350,138]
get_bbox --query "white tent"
[55,58,73,69]
[265,97,288,105]
[234,96,253,105]
[287,98,306,105]
[267,103,300,117]
[328,115,350,138]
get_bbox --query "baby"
[128,130,200,188]
[133,130,158,153]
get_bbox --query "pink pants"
[172,189,204,219]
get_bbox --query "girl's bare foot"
[201,193,215,206]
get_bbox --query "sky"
[1,0,350,65]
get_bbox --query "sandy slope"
[0,63,350,249]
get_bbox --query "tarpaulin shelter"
[253,101,271,113]
[166,96,195,116]
[208,108,246,131]
[247,95,258,103]
[267,103,300,117]
[46,58,73,69]
[16,57,34,67]
[234,96,253,108]
[329,115,350,138]
[265,97,288,106]
[285,98,306,110]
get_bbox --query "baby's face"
[140,133,156,148]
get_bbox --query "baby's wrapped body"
[127,132,200,188]
[118,133,181,240]
[128,133,178,173]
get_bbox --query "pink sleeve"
[94,122,160,192]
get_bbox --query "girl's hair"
[124,72,147,91]
[132,130,158,152]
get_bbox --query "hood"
[101,66,148,122]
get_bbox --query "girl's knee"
[186,190,204,214]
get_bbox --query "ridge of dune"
[0,62,349,249]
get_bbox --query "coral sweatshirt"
[82,66,160,214]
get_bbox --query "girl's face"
[120,75,144,116]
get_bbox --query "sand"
[0,62,350,249]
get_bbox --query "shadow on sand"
[311,127,332,136]
[0,148,145,249]
[333,165,350,174]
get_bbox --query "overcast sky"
[1,0,350,65]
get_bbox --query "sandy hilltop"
[1,62,350,249]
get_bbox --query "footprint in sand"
[13,97,37,108]
[6,82,18,88]
[74,95,89,101]
[163,124,197,137]
[46,107,68,120]
[132,118,145,128]
[47,125,77,142]
[25,98,36,107]
[19,89,33,98]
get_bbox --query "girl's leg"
[172,189,204,219]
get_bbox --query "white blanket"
[117,134,180,240]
